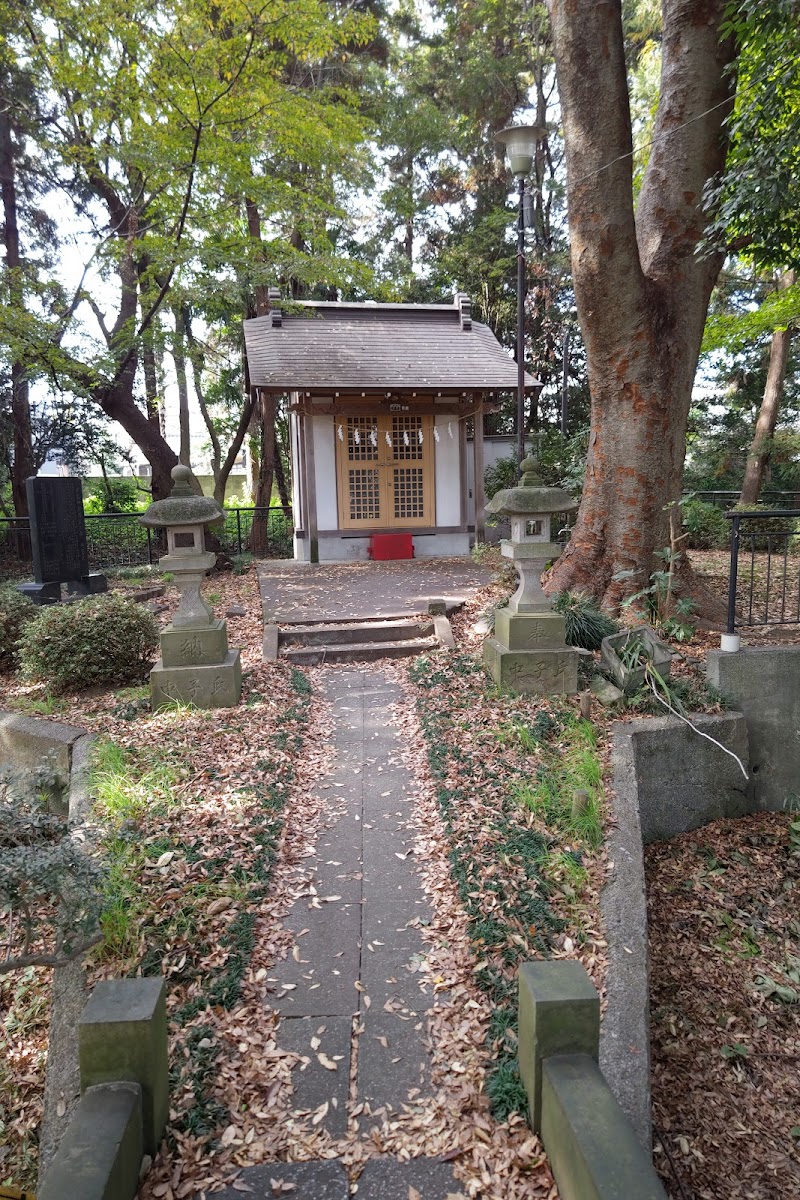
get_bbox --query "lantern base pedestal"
[483,636,578,696]
[150,649,242,710]
[159,619,229,668]
[494,609,566,650]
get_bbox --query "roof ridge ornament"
[268,286,282,328]
[455,292,472,331]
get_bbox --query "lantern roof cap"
[486,455,579,517]
[140,465,225,528]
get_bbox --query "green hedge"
[19,594,159,692]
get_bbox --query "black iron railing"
[725,509,800,634]
[695,489,798,509]
[0,506,293,580]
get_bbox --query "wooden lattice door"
[336,413,434,529]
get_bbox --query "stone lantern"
[140,465,241,708]
[482,454,579,695]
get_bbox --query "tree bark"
[274,428,291,509]
[739,270,796,505]
[545,0,736,608]
[248,392,276,555]
[0,102,35,516]
[172,307,191,466]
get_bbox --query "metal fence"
[725,509,800,634]
[695,489,799,509]
[0,506,293,580]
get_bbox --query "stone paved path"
[258,558,491,623]
[216,668,457,1199]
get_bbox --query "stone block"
[500,539,563,561]
[0,710,85,779]
[212,1161,348,1200]
[483,637,578,695]
[494,608,567,650]
[427,597,447,615]
[17,580,62,605]
[79,977,167,1156]
[150,648,242,709]
[518,960,600,1133]
[589,675,624,706]
[707,646,800,812]
[540,1056,667,1200]
[38,1082,143,1200]
[262,623,279,661]
[159,618,228,667]
[356,1157,457,1199]
[620,713,750,843]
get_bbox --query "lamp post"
[496,123,546,471]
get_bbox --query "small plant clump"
[552,590,619,650]
[409,651,605,1120]
[0,759,104,974]
[18,593,159,692]
[0,586,37,670]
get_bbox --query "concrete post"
[78,977,168,1156]
[518,960,599,1133]
[38,1083,143,1200]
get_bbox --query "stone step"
[212,1160,347,1199]
[282,636,438,665]
[281,618,434,647]
[211,1156,458,1200]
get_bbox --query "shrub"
[682,498,729,550]
[552,590,619,650]
[0,759,104,974]
[0,586,37,671]
[484,454,518,500]
[82,477,144,514]
[731,502,800,553]
[19,593,159,692]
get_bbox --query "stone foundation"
[483,636,578,695]
[159,619,229,668]
[150,649,241,709]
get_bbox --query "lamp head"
[496,123,546,178]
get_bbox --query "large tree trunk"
[97,367,178,502]
[545,0,736,609]
[248,392,276,556]
[172,307,191,466]
[0,103,35,516]
[739,270,795,506]
[274,428,291,509]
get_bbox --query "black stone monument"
[18,477,107,604]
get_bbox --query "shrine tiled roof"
[243,296,536,394]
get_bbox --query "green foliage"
[0,760,104,974]
[616,503,698,641]
[92,740,178,823]
[552,591,619,650]
[484,454,518,500]
[0,586,37,671]
[681,498,730,550]
[705,0,800,272]
[83,477,145,515]
[703,281,800,355]
[18,593,159,692]
[513,717,604,849]
[231,553,252,576]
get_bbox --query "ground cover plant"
[0,586,37,670]
[647,812,800,1200]
[0,566,320,1193]
[404,649,607,1119]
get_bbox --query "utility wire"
[567,53,798,188]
